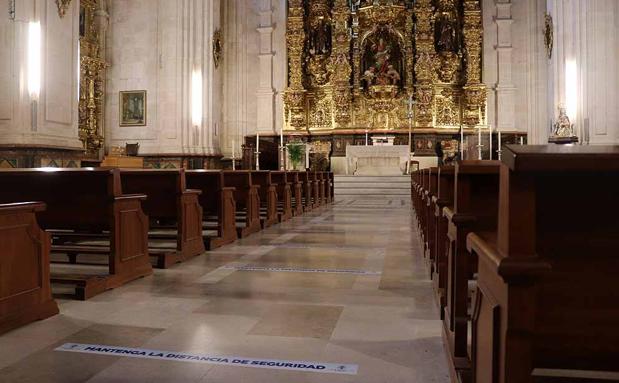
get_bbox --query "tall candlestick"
[255,133,260,170]
[256,132,259,149]
[520,136,524,145]
[365,129,368,146]
[497,131,502,161]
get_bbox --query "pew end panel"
[223,171,262,238]
[467,145,619,383]
[0,202,59,335]
[186,170,238,250]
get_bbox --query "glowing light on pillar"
[28,21,41,99]
[191,69,203,126]
[565,60,578,122]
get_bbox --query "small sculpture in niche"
[435,14,457,53]
[309,19,332,56]
[213,29,223,69]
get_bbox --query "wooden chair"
[0,168,152,300]
[0,202,59,334]
[186,170,238,250]
[466,145,619,383]
[270,171,293,222]
[222,171,262,237]
[119,169,205,268]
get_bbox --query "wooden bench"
[425,167,439,274]
[251,171,279,228]
[0,168,152,300]
[222,170,262,237]
[287,171,305,216]
[298,171,314,211]
[310,171,322,208]
[0,202,59,334]
[119,169,205,268]
[442,161,501,379]
[271,171,293,222]
[186,170,238,250]
[432,165,455,319]
[466,145,619,383]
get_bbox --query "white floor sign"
[55,343,358,375]
[223,265,381,275]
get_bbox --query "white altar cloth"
[346,145,410,175]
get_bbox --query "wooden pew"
[270,171,293,222]
[442,161,501,379]
[186,170,238,250]
[287,171,304,216]
[298,171,314,211]
[119,169,205,268]
[0,202,59,334]
[466,146,619,383]
[317,172,327,205]
[222,170,262,237]
[327,172,334,203]
[310,171,321,208]
[425,167,439,274]
[0,168,152,300]
[432,165,455,319]
[251,171,279,228]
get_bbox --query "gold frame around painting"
[119,90,147,127]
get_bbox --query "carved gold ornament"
[544,13,554,60]
[55,0,72,18]
[213,29,223,69]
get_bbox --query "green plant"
[287,143,304,170]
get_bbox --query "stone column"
[256,0,276,135]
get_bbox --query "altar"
[346,145,410,175]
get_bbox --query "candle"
[520,136,524,145]
[488,124,493,160]
[460,125,464,158]
[365,129,368,146]
[256,132,259,150]
[305,143,310,169]
[498,131,502,151]
[231,139,236,170]
[408,94,413,113]
[477,126,482,160]
[232,139,235,158]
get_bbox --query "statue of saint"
[437,18,456,52]
[386,65,400,85]
[553,106,574,137]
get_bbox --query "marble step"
[336,182,410,189]
[335,189,411,195]
[334,175,410,183]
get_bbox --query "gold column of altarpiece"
[78,0,107,156]
[284,0,486,134]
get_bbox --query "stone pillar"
[256,0,275,135]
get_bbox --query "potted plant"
[287,143,304,170]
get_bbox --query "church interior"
[0,0,618,382]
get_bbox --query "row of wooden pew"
[411,145,619,383]
[0,169,334,335]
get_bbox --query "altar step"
[334,175,411,197]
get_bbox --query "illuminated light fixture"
[191,69,203,127]
[565,59,578,122]
[28,21,42,100]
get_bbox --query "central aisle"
[0,197,449,383]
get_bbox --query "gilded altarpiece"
[284,0,486,141]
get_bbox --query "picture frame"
[119,90,147,127]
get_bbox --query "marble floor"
[0,197,449,383]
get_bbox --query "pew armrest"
[0,201,46,213]
[467,232,551,283]
[115,194,148,202]
[185,189,202,196]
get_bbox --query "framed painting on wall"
[119,90,147,126]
